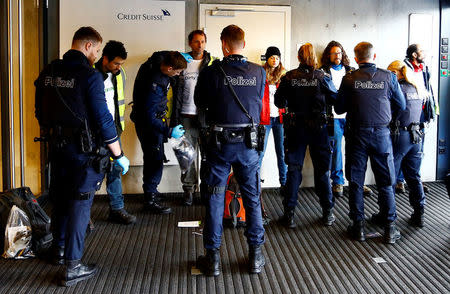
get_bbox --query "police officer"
[35,27,130,286]
[335,42,406,244]
[131,51,187,213]
[194,25,266,276]
[275,43,337,229]
[386,60,426,227]
[94,40,136,224]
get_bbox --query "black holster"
[90,146,112,174]
[409,123,423,144]
[326,106,334,136]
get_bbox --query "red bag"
[224,173,246,227]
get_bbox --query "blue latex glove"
[171,124,185,139]
[180,52,193,63]
[115,155,130,175]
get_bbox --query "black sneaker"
[322,210,336,226]
[384,222,401,244]
[60,260,97,287]
[108,208,136,225]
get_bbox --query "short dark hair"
[162,51,187,70]
[320,40,350,67]
[72,26,102,45]
[354,42,374,61]
[406,44,419,59]
[220,25,245,50]
[188,30,207,43]
[102,40,127,61]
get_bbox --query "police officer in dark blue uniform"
[386,60,426,227]
[274,43,338,229]
[35,27,130,286]
[335,42,406,244]
[194,25,266,276]
[131,51,187,213]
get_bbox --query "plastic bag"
[2,205,34,259]
[169,136,196,173]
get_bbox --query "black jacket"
[170,51,214,127]
[131,51,172,142]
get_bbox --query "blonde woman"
[274,43,338,228]
[385,60,425,227]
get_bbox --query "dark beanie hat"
[265,46,281,59]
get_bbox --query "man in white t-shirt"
[320,41,373,198]
[95,41,136,224]
[171,30,217,206]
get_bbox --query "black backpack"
[0,187,52,255]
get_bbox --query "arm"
[322,73,338,105]
[335,76,349,115]
[143,84,170,135]
[389,73,406,111]
[194,66,210,110]
[274,76,289,109]
[86,72,119,146]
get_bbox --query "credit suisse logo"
[117,9,171,21]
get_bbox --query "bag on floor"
[2,205,34,259]
[223,173,270,228]
[0,187,52,256]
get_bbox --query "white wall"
[62,0,441,193]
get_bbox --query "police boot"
[347,220,366,242]
[280,207,296,229]
[60,260,97,287]
[409,208,424,228]
[48,245,65,265]
[196,249,220,276]
[143,193,172,214]
[322,209,336,226]
[108,208,137,225]
[384,222,401,244]
[183,191,194,206]
[248,245,265,274]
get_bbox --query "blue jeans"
[345,127,397,222]
[259,117,287,185]
[106,138,124,210]
[329,118,346,185]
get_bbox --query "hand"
[115,155,130,175]
[171,124,185,139]
[180,52,193,63]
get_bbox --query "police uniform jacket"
[394,80,423,127]
[35,49,119,147]
[335,63,406,127]
[194,55,265,126]
[274,64,337,119]
[131,51,172,142]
